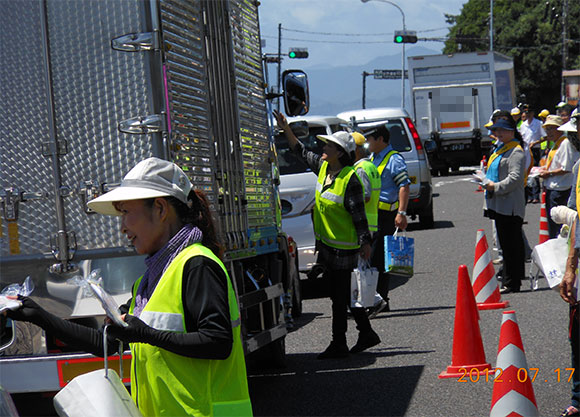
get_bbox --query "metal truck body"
[408,51,515,174]
[0,0,299,393]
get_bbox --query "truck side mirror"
[282,70,310,117]
[423,140,437,153]
[0,317,15,352]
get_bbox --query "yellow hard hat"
[351,131,366,147]
[538,109,550,118]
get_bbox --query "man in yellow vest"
[365,124,410,311]
[352,132,389,318]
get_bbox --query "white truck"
[0,0,305,399]
[408,51,516,175]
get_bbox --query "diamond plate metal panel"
[48,0,155,252]
[0,1,55,257]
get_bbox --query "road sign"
[373,69,408,79]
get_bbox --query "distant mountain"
[303,45,441,116]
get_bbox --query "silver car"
[337,107,434,228]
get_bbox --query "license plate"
[450,144,465,151]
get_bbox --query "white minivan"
[276,116,343,273]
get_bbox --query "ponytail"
[165,190,224,259]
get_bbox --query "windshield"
[275,126,327,175]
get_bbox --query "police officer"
[366,124,411,310]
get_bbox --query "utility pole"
[561,0,568,100]
[362,71,371,109]
[489,0,493,52]
[277,23,282,111]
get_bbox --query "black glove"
[107,314,153,344]
[6,296,47,326]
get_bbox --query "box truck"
[0,0,305,395]
[408,51,516,175]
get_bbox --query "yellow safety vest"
[371,150,399,211]
[354,159,381,232]
[313,161,361,250]
[129,244,252,417]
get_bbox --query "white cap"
[316,131,356,155]
[558,108,579,132]
[510,107,521,115]
[87,157,193,216]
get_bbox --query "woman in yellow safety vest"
[274,110,379,359]
[8,158,252,417]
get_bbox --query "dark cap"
[489,119,515,131]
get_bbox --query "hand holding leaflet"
[471,170,490,186]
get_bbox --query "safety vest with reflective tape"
[372,150,399,211]
[129,243,252,417]
[313,161,361,250]
[354,159,381,232]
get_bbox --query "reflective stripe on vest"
[354,159,381,232]
[372,150,400,211]
[129,243,252,417]
[313,162,360,250]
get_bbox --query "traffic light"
[393,30,417,44]
[288,48,308,59]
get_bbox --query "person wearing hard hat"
[561,110,580,417]
[511,107,522,128]
[538,115,579,239]
[274,111,380,359]
[352,132,388,318]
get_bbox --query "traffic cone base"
[490,391,539,417]
[438,362,491,379]
[439,265,491,380]
[477,300,509,310]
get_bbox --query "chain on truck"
[0,0,308,395]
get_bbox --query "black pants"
[325,268,372,343]
[495,213,525,290]
[371,209,397,300]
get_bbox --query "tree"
[443,0,580,111]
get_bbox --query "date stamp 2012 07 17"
[456,367,575,383]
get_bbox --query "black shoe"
[350,330,381,354]
[317,341,349,359]
[499,286,520,294]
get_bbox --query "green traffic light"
[289,51,297,58]
[395,35,403,43]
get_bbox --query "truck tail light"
[405,117,424,155]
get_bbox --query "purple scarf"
[133,224,203,317]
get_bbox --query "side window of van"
[387,121,412,152]
[275,126,326,175]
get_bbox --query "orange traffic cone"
[472,229,509,310]
[439,265,492,379]
[538,191,549,244]
[490,310,539,417]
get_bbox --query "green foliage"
[443,0,580,111]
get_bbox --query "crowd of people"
[481,102,579,417]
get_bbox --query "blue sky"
[258,0,468,70]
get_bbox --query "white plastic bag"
[53,326,142,417]
[351,258,379,308]
[531,237,568,289]
[0,276,34,313]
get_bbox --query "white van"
[276,116,343,272]
[337,108,434,228]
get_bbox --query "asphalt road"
[248,169,573,417]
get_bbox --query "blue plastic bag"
[384,228,414,277]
